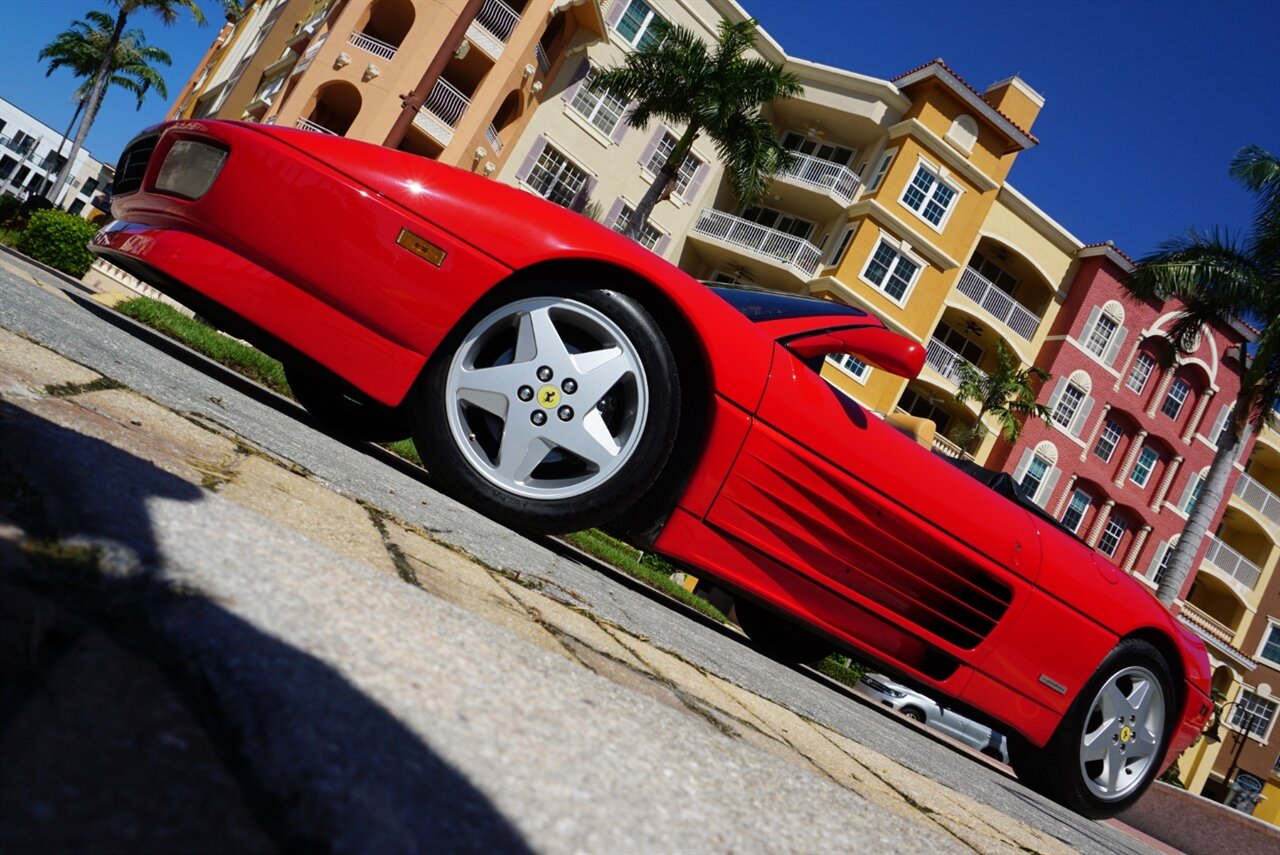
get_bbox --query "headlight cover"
[155,140,228,200]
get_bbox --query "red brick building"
[987,244,1256,618]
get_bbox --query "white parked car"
[854,673,1008,763]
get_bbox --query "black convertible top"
[940,455,1084,543]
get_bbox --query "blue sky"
[2,0,1277,257]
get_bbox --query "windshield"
[709,284,868,324]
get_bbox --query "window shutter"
[681,161,710,202]
[515,136,548,184]
[1176,475,1197,513]
[561,58,591,104]
[1079,305,1101,347]
[611,101,635,144]
[1046,377,1067,413]
[1071,396,1095,436]
[603,197,624,230]
[638,127,665,169]
[1104,325,1128,366]
[652,233,671,257]
[606,0,628,28]
[570,175,597,213]
[1208,404,1230,445]
[1012,448,1034,483]
[1148,540,1167,578]
[1039,468,1061,507]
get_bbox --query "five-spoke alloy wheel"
[414,285,679,533]
[1010,638,1175,818]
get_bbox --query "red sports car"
[90,120,1212,818]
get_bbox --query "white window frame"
[644,130,702,198]
[865,147,897,192]
[567,70,629,137]
[826,353,871,384]
[1093,420,1122,462]
[1131,446,1159,488]
[613,0,667,50]
[898,157,962,232]
[1126,352,1155,393]
[1085,312,1119,358]
[1257,621,1280,670]
[1052,383,1086,429]
[525,144,589,208]
[1162,378,1191,420]
[1062,489,1091,534]
[1098,516,1126,557]
[859,238,922,306]
[1229,689,1279,742]
[1020,455,1052,504]
[610,202,663,250]
[827,225,857,266]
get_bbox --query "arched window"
[1081,300,1127,365]
[1014,440,1060,507]
[1048,370,1095,436]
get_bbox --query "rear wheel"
[1010,639,1174,819]
[284,361,410,442]
[900,707,926,723]
[735,599,830,664]
[412,284,679,533]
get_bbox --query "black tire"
[283,361,410,443]
[411,283,680,534]
[900,707,926,723]
[735,599,831,664]
[1009,638,1175,819]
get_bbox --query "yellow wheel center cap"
[1119,725,1133,743]
[538,385,561,408]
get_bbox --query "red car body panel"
[91,120,1212,766]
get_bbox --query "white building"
[0,97,112,217]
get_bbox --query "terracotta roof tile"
[892,58,1039,145]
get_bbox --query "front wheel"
[1010,638,1174,819]
[412,285,679,533]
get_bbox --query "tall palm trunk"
[623,126,698,241]
[49,12,127,204]
[1155,390,1247,605]
[56,97,86,163]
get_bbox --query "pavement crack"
[364,505,422,589]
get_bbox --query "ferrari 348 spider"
[90,120,1212,818]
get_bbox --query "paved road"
[0,250,1163,854]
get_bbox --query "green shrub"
[16,208,99,277]
[0,194,20,225]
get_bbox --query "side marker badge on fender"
[396,228,446,267]
[1039,674,1068,695]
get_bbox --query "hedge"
[16,208,100,277]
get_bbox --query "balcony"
[412,78,470,146]
[295,118,338,135]
[688,209,823,285]
[466,0,522,60]
[1202,535,1262,591]
[1177,602,1257,671]
[288,6,331,47]
[292,34,327,76]
[773,151,861,207]
[1233,471,1280,529]
[924,337,985,388]
[348,31,398,61]
[485,123,503,153]
[954,267,1042,342]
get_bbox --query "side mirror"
[787,326,925,379]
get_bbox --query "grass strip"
[116,297,293,399]
[562,528,729,624]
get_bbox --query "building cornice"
[848,198,962,271]
[887,118,998,193]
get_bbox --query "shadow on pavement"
[0,400,532,854]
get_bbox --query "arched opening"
[354,0,415,52]
[959,237,1054,342]
[303,81,362,136]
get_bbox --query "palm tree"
[46,0,206,205]
[1124,145,1280,607]
[591,18,802,240]
[40,11,172,183]
[952,340,1052,450]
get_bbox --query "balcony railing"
[776,151,860,205]
[924,338,985,387]
[485,123,503,153]
[348,31,397,61]
[1203,535,1263,590]
[535,42,550,73]
[691,209,823,278]
[955,267,1041,341]
[468,0,521,58]
[1233,472,1280,528]
[1177,602,1236,647]
[295,118,337,135]
[412,78,470,146]
[293,34,327,76]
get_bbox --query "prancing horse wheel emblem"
[1119,725,1133,743]
[538,385,561,408]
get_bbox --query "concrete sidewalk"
[0,317,1110,853]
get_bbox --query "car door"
[704,342,1042,664]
